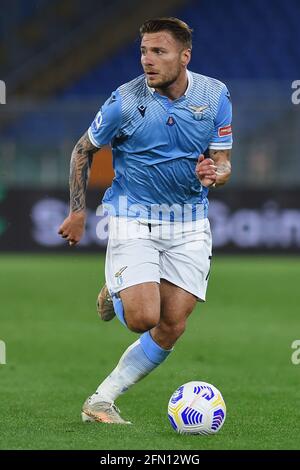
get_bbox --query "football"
[168,381,226,435]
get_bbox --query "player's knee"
[125,308,159,333]
[172,322,186,340]
[126,316,159,333]
[162,321,186,342]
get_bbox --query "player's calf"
[151,320,187,350]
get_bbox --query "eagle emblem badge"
[188,104,209,120]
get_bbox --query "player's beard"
[146,65,181,91]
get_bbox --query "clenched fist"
[58,211,86,246]
[195,154,217,188]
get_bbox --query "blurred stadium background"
[0,0,299,252]
[1,0,300,451]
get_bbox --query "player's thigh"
[159,279,197,329]
[119,282,161,329]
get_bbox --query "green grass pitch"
[0,254,300,450]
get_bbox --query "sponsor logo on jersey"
[225,90,232,102]
[92,110,103,131]
[166,116,176,126]
[218,124,232,137]
[138,105,146,117]
[108,94,117,104]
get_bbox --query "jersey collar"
[146,70,193,98]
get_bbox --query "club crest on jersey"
[166,116,176,126]
[115,266,128,286]
[188,104,209,120]
[138,105,146,117]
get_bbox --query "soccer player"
[58,17,232,424]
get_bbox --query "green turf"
[0,254,300,450]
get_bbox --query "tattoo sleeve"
[69,131,99,212]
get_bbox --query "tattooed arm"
[58,132,99,245]
[209,149,231,187]
[195,149,231,188]
[69,131,99,212]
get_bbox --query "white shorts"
[105,216,212,302]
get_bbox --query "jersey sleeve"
[209,86,233,150]
[88,90,122,148]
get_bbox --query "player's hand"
[58,211,86,246]
[195,154,217,188]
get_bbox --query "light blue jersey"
[88,71,233,221]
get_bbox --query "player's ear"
[181,48,191,67]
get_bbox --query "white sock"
[89,338,163,404]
